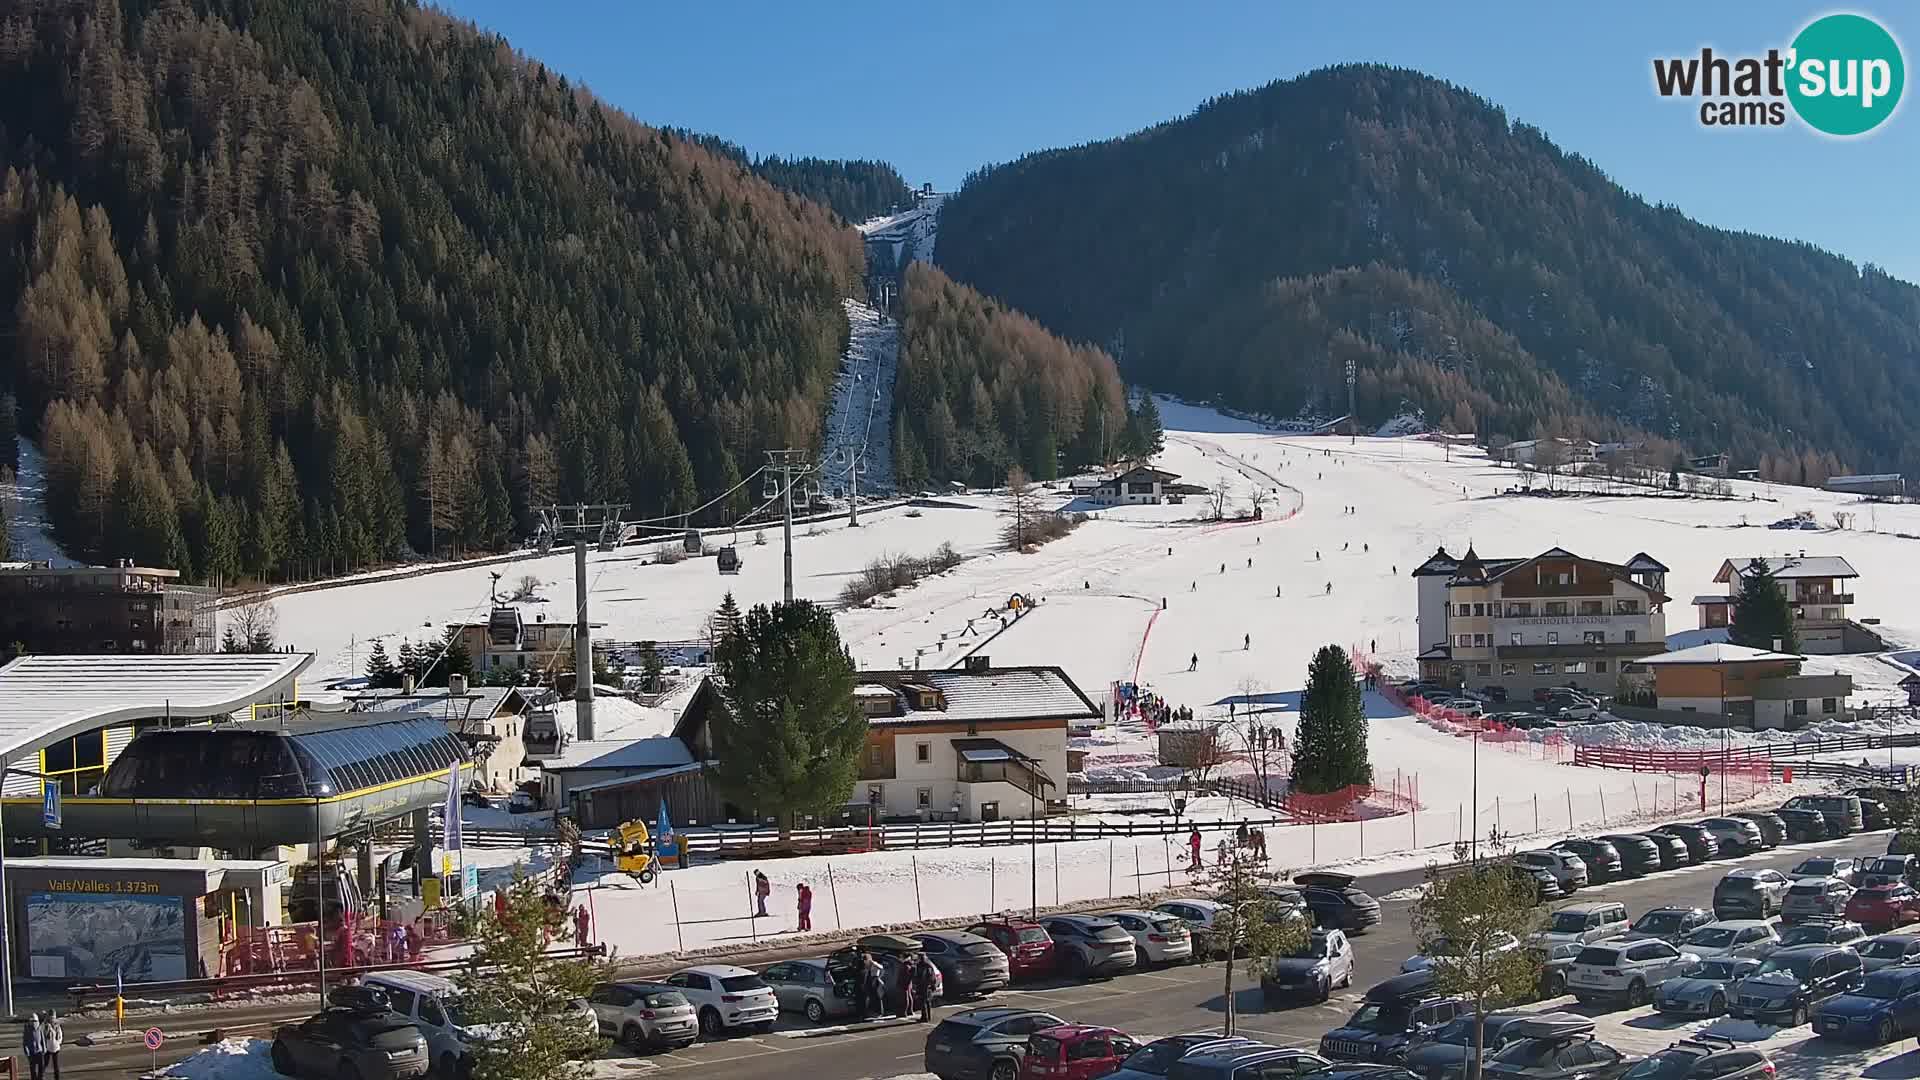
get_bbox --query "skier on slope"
[1189,653,1198,672]
[1325,582,1332,595]
[1243,633,1250,651]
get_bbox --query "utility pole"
[574,539,594,740]
[1345,358,1357,446]
[849,453,861,528]
[764,450,812,604]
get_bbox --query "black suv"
[1730,944,1865,1026]
[1553,838,1624,883]
[1730,811,1786,848]
[1296,873,1382,934]
[1319,970,1461,1063]
[1597,834,1661,877]
[1651,823,1719,862]
[1776,808,1832,842]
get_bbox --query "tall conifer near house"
[1291,645,1372,794]
[1729,559,1800,654]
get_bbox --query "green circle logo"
[1787,13,1905,136]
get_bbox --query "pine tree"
[0,394,17,471]
[1729,559,1800,654]
[1291,645,1373,794]
[637,640,664,692]
[709,591,743,644]
[396,639,420,683]
[436,628,474,687]
[1127,393,1165,457]
[365,639,399,688]
[709,600,867,833]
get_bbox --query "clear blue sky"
[443,1,1917,282]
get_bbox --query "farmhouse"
[1086,465,1205,506]
[1635,642,1852,730]
[1692,555,1865,654]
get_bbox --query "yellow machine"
[614,819,659,883]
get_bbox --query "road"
[34,830,1903,1079]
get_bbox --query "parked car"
[827,934,942,1014]
[917,930,1014,997]
[363,968,597,1075]
[1397,1012,1531,1080]
[1654,958,1762,1018]
[1775,918,1868,950]
[1549,701,1603,721]
[1514,850,1588,893]
[1649,824,1719,862]
[1155,900,1232,957]
[270,988,431,1080]
[967,918,1058,982]
[1696,817,1765,856]
[1296,873,1384,933]
[586,981,700,1051]
[506,789,538,814]
[1106,1035,1253,1080]
[1551,839,1623,884]
[1531,903,1630,949]
[1105,910,1193,968]
[1568,938,1696,1008]
[1859,797,1890,832]
[1478,1013,1638,1080]
[1776,808,1833,843]
[1498,860,1566,904]
[1636,831,1691,871]
[1166,1045,1334,1080]
[924,1007,1068,1080]
[1040,915,1137,979]
[1856,933,1920,972]
[1847,884,1920,932]
[1713,869,1793,919]
[1263,928,1356,1004]
[1625,907,1714,945]
[1781,794,1864,834]
[1861,855,1919,889]
[1596,834,1663,877]
[1254,886,1312,924]
[1811,964,1920,1043]
[761,959,858,1025]
[1531,942,1582,999]
[665,964,779,1038]
[1403,930,1523,974]
[1783,878,1856,924]
[1681,920,1780,960]
[1727,812,1786,848]
[1731,944,1865,1026]
[1790,856,1858,884]
[1617,1036,1774,1080]
[1318,970,1460,1063]
[1019,1024,1140,1080]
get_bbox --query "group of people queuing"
[847,948,938,1022]
[1186,823,1268,869]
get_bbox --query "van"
[362,969,597,1077]
[1782,795,1864,835]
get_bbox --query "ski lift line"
[616,464,775,528]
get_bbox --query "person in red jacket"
[796,882,813,931]
[1188,828,1204,869]
[572,903,591,947]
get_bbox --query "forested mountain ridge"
[0,0,872,582]
[938,64,1920,477]
[668,130,913,226]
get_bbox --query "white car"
[1566,938,1697,1007]
[1154,899,1229,956]
[1401,930,1522,972]
[1108,909,1194,965]
[666,965,778,1038]
[1680,920,1780,960]
[1514,849,1589,893]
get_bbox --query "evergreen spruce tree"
[709,591,744,644]
[365,639,399,688]
[637,640,665,692]
[436,629,474,687]
[396,639,421,683]
[1291,645,1373,794]
[1128,392,1165,457]
[710,600,867,833]
[1729,559,1800,654]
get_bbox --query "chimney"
[965,655,990,672]
[1773,638,1784,653]
[402,673,416,694]
[449,673,468,696]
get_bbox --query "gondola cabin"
[716,546,741,574]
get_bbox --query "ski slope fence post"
[1054,848,1061,906]
[1632,779,1641,814]
[1164,837,1172,886]
[827,863,842,930]
[1566,790,1574,829]
[1359,816,1364,856]
[1495,797,1502,835]
[669,881,685,953]
[1534,794,1540,833]
[989,858,996,913]
[1598,788,1607,826]
[1135,846,1142,897]
[912,856,923,920]
[1108,841,1114,898]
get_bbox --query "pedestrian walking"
[1188,828,1204,869]
[24,1011,45,1080]
[573,903,592,947]
[1274,585,1281,597]
[1364,543,1369,553]
[1236,821,1250,846]
[1189,653,1198,672]
[797,882,813,931]
[851,948,870,1015]
[1370,638,1377,655]
[754,870,771,917]
[1251,828,1267,861]
[1219,562,1225,574]
[1325,582,1332,594]
[914,955,936,1022]
[898,956,918,1018]
[865,952,887,1017]
[1243,633,1250,650]
[43,1012,62,1080]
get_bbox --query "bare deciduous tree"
[1004,467,1041,551]
[224,598,279,653]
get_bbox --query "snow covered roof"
[1410,547,1459,577]
[1623,552,1670,573]
[542,735,696,773]
[1717,556,1859,581]
[542,696,678,742]
[0,653,312,765]
[863,666,1098,725]
[351,686,523,720]
[566,762,704,794]
[1691,594,1732,606]
[1637,643,1802,665]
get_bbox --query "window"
[1563,661,1586,674]
[1583,630,1605,645]
[1456,603,1471,617]
[917,788,931,808]
[1624,630,1637,643]
[380,986,418,1016]
[1510,632,1522,646]
[1472,634,1487,647]
[1475,664,1492,677]
[1578,601,1603,616]
[867,785,884,804]
[915,742,930,763]
[1546,632,1559,645]
[869,747,882,766]
[1501,664,1517,676]
[1507,603,1533,617]
[1594,661,1608,674]
[1545,601,1570,616]
[1533,662,1555,675]
[1455,635,1471,648]
[1793,699,1809,716]
[418,996,446,1026]
[1615,599,1640,614]
[1822,698,1838,713]
[1472,603,1485,617]
[1447,665,1463,680]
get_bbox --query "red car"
[967,918,1056,981]
[1844,883,1920,931]
[1019,1025,1139,1080]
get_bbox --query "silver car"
[1782,877,1855,924]
[760,958,857,1024]
[1654,957,1761,1017]
[587,982,699,1050]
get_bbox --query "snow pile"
[154,1038,276,1080]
